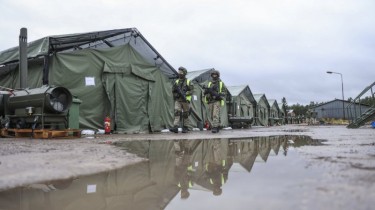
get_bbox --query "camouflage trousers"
[208,101,221,128]
[173,101,191,127]
[211,139,226,165]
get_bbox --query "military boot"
[182,126,189,133]
[169,126,179,133]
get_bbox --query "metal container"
[7,86,72,114]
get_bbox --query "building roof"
[267,99,280,111]
[0,28,177,78]
[253,93,270,108]
[227,85,246,96]
[267,99,276,106]
[227,85,256,104]
[311,99,370,109]
[186,68,216,84]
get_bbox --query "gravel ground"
[0,124,374,209]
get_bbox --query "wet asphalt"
[0,124,374,209]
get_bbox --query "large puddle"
[0,135,326,210]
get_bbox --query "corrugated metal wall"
[313,100,369,120]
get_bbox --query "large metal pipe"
[19,28,28,88]
[8,86,73,114]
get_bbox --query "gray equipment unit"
[0,85,72,129]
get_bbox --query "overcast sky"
[1,0,374,105]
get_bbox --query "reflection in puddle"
[282,129,308,132]
[0,135,324,210]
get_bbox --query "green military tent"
[257,136,272,162]
[185,69,212,130]
[267,99,280,126]
[0,28,178,133]
[269,135,282,156]
[253,94,270,126]
[232,138,258,172]
[187,68,231,129]
[227,85,256,128]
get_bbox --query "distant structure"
[286,109,296,124]
[311,99,370,120]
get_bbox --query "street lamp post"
[326,71,345,120]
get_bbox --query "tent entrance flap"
[103,65,150,133]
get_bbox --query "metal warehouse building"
[312,99,370,120]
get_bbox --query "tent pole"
[19,28,28,88]
[42,55,50,85]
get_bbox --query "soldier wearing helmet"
[178,67,188,78]
[170,66,194,133]
[211,70,220,77]
[204,69,227,133]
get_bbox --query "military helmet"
[211,70,220,77]
[178,66,187,75]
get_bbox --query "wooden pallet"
[1,128,81,139]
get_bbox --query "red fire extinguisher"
[204,120,210,130]
[104,116,111,134]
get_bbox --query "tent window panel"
[241,105,248,117]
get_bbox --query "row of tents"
[185,69,287,130]
[0,28,288,134]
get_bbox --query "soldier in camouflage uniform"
[170,67,194,133]
[174,139,194,199]
[204,139,231,195]
[204,70,227,133]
